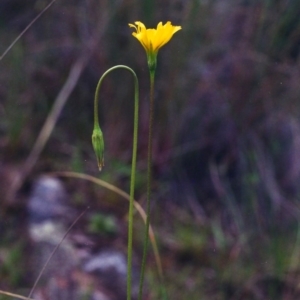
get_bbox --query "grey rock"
[82,249,139,300]
[27,175,78,294]
[27,176,73,225]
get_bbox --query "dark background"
[1,0,300,299]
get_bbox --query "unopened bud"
[92,125,104,171]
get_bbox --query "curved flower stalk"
[92,65,139,300]
[129,21,181,300]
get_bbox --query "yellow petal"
[128,21,181,54]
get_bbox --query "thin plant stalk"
[0,0,57,61]
[138,70,155,300]
[0,290,34,300]
[93,65,139,300]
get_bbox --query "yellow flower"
[129,21,181,71]
[129,21,181,53]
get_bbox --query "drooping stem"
[138,70,155,300]
[93,65,139,300]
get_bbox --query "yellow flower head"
[129,21,181,54]
[129,21,181,71]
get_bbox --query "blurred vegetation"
[2,0,300,298]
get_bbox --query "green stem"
[94,65,139,300]
[138,70,155,300]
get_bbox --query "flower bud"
[92,125,104,171]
